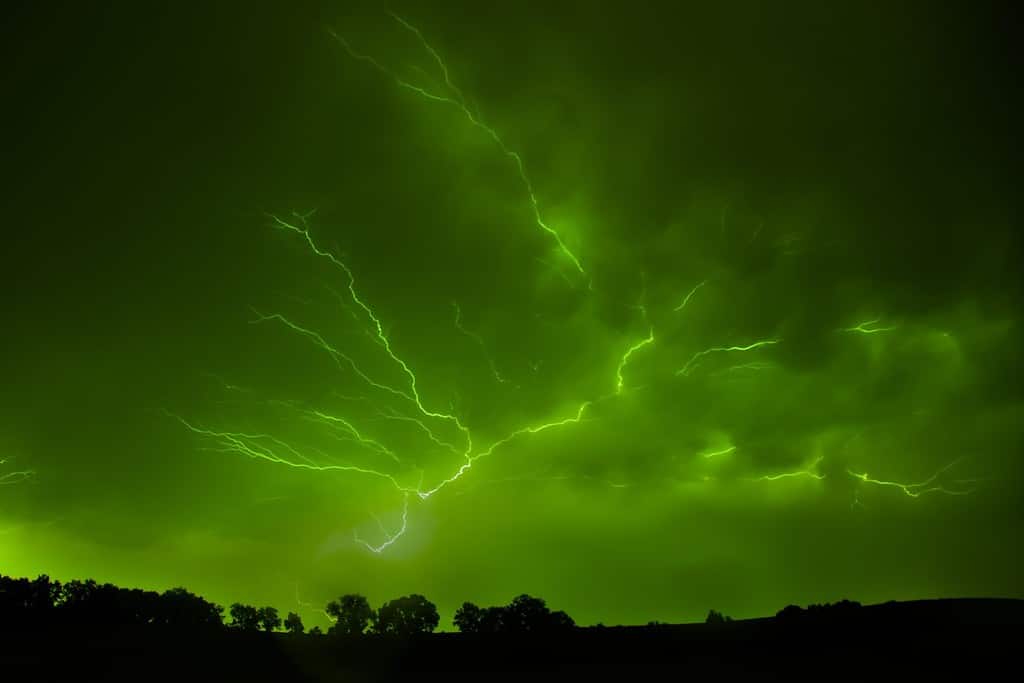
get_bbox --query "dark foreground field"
[2,598,1021,682]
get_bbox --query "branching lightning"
[169,13,981,559]
[677,339,780,377]
[0,458,34,486]
[176,209,603,549]
[615,328,655,394]
[751,455,826,482]
[840,319,899,335]
[453,302,511,386]
[846,459,974,498]
[354,492,410,553]
[327,16,585,276]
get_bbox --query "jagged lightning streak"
[269,214,472,451]
[453,301,511,386]
[846,459,974,498]
[175,208,604,549]
[168,414,417,495]
[700,445,736,459]
[751,455,826,482]
[0,461,34,486]
[327,15,585,276]
[615,328,655,394]
[674,280,707,313]
[676,339,781,377]
[840,319,899,335]
[416,401,592,499]
[614,278,656,395]
[354,492,410,553]
[300,409,401,464]
[295,584,334,624]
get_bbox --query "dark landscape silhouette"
[1,572,1021,681]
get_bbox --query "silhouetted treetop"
[452,595,575,634]
[373,594,439,635]
[230,603,261,631]
[326,594,373,636]
[283,611,304,634]
[257,606,281,632]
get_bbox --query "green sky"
[2,1,1021,629]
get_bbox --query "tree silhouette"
[705,609,732,624]
[478,606,507,633]
[504,594,551,632]
[257,606,281,632]
[453,602,483,633]
[373,594,439,635]
[548,610,575,631]
[325,594,373,636]
[229,603,261,631]
[776,604,804,620]
[157,587,223,628]
[284,611,304,634]
[451,595,574,634]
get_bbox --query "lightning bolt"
[175,210,605,547]
[846,459,974,498]
[840,319,899,335]
[168,413,417,495]
[751,455,826,482]
[327,15,585,276]
[0,470,34,486]
[674,280,707,313]
[170,12,980,556]
[354,492,410,553]
[677,339,781,377]
[700,445,736,459]
[453,301,512,386]
[416,401,592,499]
[615,328,655,394]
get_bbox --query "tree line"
[0,573,574,636]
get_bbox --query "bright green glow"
[847,460,974,498]
[841,319,899,334]
[327,17,586,276]
[677,340,781,377]
[615,328,655,394]
[674,280,708,312]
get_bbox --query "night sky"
[3,1,1022,629]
